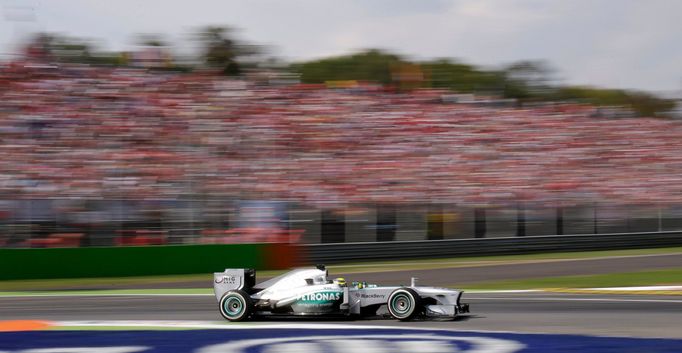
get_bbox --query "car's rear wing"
[213,268,256,301]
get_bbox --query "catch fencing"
[3,199,682,246]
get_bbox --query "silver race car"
[213,265,470,321]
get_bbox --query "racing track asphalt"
[0,293,682,338]
[1,253,680,338]
[0,292,680,338]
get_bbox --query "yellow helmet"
[334,277,346,286]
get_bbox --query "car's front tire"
[219,290,253,322]
[387,288,421,321]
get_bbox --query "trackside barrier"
[301,231,682,263]
[0,243,299,280]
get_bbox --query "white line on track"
[465,290,543,294]
[587,285,682,291]
[467,296,682,303]
[0,290,545,298]
[56,321,371,330]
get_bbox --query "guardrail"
[3,231,680,280]
[302,231,682,263]
[0,243,299,280]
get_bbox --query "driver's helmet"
[333,277,347,287]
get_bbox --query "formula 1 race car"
[213,265,470,321]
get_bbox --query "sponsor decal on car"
[295,291,342,304]
[214,276,237,284]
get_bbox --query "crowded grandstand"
[1,58,682,246]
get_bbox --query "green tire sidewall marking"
[391,292,412,315]
[223,295,244,318]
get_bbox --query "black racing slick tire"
[387,288,421,321]
[219,290,253,322]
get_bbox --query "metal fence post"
[516,203,526,237]
[593,203,598,234]
[556,207,564,235]
[474,208,486,238]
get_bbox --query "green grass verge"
[0,273,209,291]
[0,270,285,291]
[461,268,682,290]
[1,268,681,296]
[1,246,680,291]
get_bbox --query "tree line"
[20,27,676,117]
[293,50,675,117]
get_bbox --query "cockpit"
[256,268,329,291]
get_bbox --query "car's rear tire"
[387,288,421,321]
[219,290,253,322]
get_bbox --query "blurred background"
[1,0,682,249]
[1,4,682,349]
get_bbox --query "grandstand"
[2,61,682,246]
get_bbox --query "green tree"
[196,26,262,75]
[504,60,555,89]
[501,60,556,101]
[291,49,405,84]
[552,86,675,117]
[24,32,125,66]
[421,59,506,93]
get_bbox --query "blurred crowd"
[2,61,682,212]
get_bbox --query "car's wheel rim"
[223,296,244,318]
[391,293,412,316]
